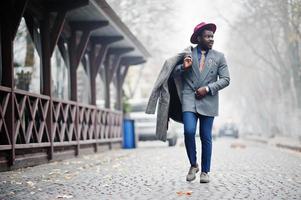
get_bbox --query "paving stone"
[0,138,300,200]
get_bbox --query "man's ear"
[197,35,201,42]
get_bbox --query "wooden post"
[1,0,29,166]
[40,8,68,160]
[69,21,109,101]
[115,64,123,111]
[114,56,145,111]
[104,58,111,109]
[0,24,2,84]
[40,13,53,160]
[68,21,108,155]
[89,36,123,106]
[104,48,134,109]
[1,19,15,166]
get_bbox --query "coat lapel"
[191,47,201,80]
[198,49,214,84]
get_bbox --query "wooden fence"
[0,86,123,171]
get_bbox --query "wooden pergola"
[0,0,149,171]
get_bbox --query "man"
[146,22,230,183]
[173,22,230,183]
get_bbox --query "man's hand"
[195,87,208,99]
[183,56,192,70]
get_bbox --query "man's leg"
[183,111,198,166]
[199,115,214,173]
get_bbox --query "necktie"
[199,50,206,71]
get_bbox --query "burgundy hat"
[190,22,217,44]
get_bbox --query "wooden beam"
[90,36,124,74]
[89,44,108,77]
[12,0,29,38]
[76,30,91,66]
[89,36,123,106]
[119,56,146,66]
[57,37,69,66]
[69,21,109,68]
[118,56,146,91]
[107,47,134,55]
[70,21,109,30]
[89,36,124,78]
[103,47,133,109]
[25,1,45,20]
[108,55,122,83]
[50,11,67,54]
[68,21,110,104]
[120,65,130,86]
[106,48,134,83]
[46,0,89,12]
[90,36,123,45]
[24,13,43,57]
[94,45,109,74]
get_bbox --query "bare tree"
[224,0,301,137]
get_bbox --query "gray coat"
[145,46,230,141]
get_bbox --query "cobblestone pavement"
[0,138,301,200]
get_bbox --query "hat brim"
[190,23,216,44]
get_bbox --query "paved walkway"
[0,138,301,200]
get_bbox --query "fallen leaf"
[176,191,183,196]
[177,190,192,196]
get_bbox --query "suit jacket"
[146,46,230,141]
[173,47,230,116]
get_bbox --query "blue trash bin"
[123,119,136,149]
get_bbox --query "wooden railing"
[14,89,51,148]
[0,86,12,150]
[0,86,123,169]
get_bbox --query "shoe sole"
[199,180,209,183]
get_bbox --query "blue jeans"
[183,111,214,173]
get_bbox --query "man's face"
[197,30,214,49]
